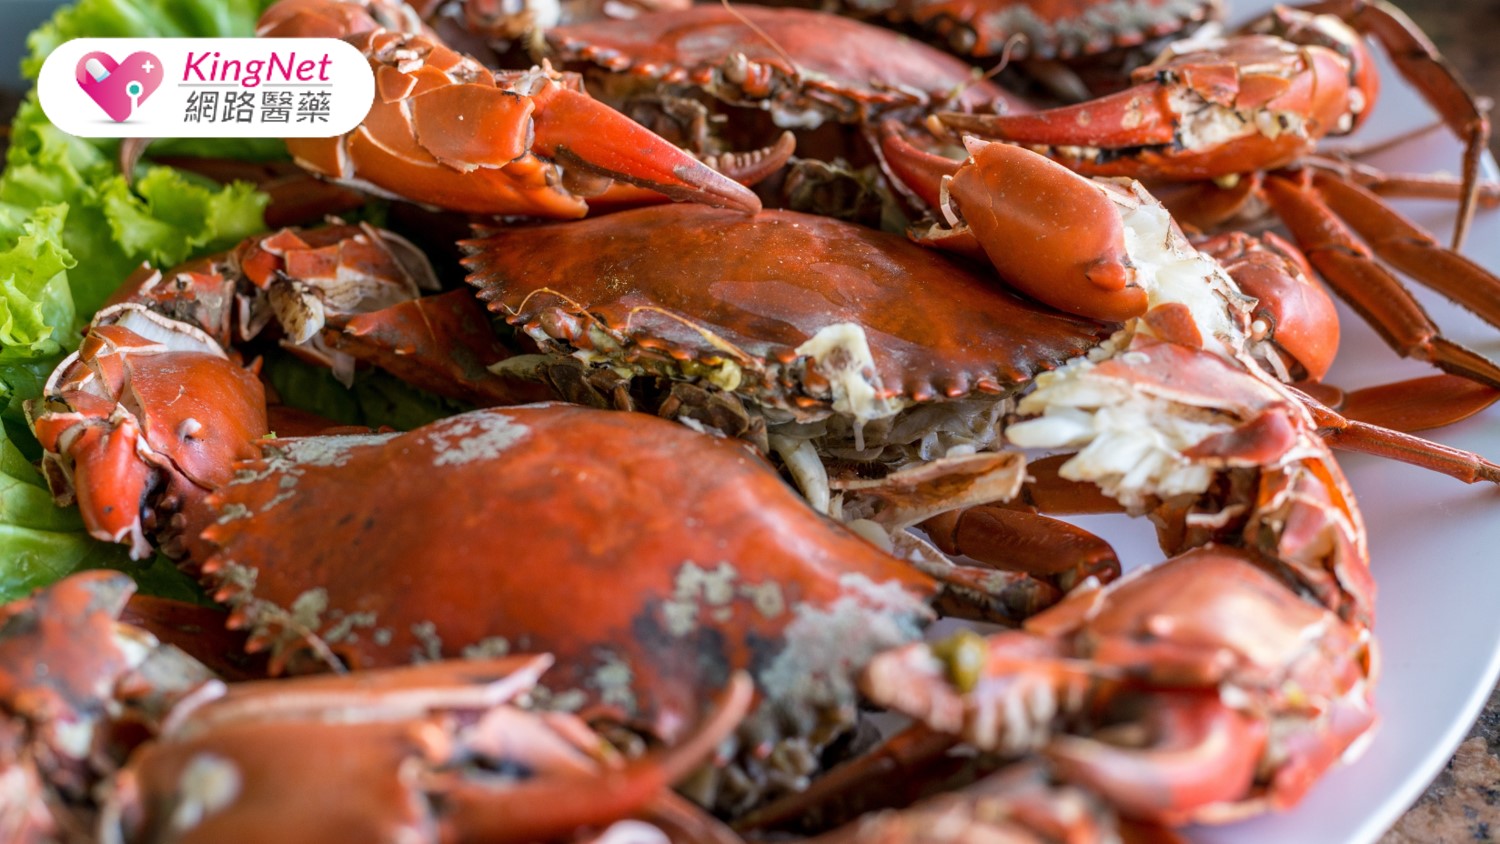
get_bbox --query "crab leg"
[1316,373,1500,433]
[1307,170,1500,328]
[1296,0,1491,248]
[260,0,761,217]
[1307,157,1500,209]
[1260,171,1500,391]
[1294,391,1500,484]
[321,289,551,407]
[922,506,1120,594]
[436,674,752,844]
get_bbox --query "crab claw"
[526,78,762,215]
[913,139,1145,322]
[36,417,157,559]
[1045,692,1265,825]
[29,308,268,560]
[1199,231,1340,382]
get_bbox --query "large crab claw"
[865,546,1375,825]
[27,308,268,559]
[518,72,761,214]
[100,659,753,844]
[260,0,761,217]
[888,135,1254,343]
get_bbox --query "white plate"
[1066,2,1500,842]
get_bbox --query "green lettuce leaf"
[1,98,271,316]
[0,203,75,457]
[264,352,470,433]
[0,204,75,355]
[0,416,204,604]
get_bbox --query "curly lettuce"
[0,388,205,603]
[0,0,289,600]
[1,98,271,315]
[263,352,473,433]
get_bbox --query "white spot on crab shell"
[411,621,444,662]
[590,650,637,713]
[272,433,397,469]
[461,637,512,660]
[590,820,670,844]
[756,574,932,715]
[662,561,738,637]
[794,323,905,441]
[51,718,94,761]
[426,412,529,467]
[169,754,242,833]
[739,581,787,620]
[660,561,791,641]
[215,503,254,525]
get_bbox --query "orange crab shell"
[198,403,937,744]
[546,5,1023,123]
[871,0,1220,60]
[463,206,1115,409]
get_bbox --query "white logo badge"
[38,38,374,138]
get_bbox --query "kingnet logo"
[75,51,164,122]
[39,38,373,138]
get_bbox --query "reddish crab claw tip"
[673,162,763,215]
[530,84,763,215]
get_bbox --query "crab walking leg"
[1319,374,1500,433]
[1295,0,1491,249]
[1261,171,1500,390]
[922,506,1120,593]
[320,289,552,407]
[1294,391,1500,484]
[1306,157,1500,209]
[1306,171,1500,328]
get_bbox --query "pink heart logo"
[75,51,164,122]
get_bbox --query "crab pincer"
[259,0,762,216]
